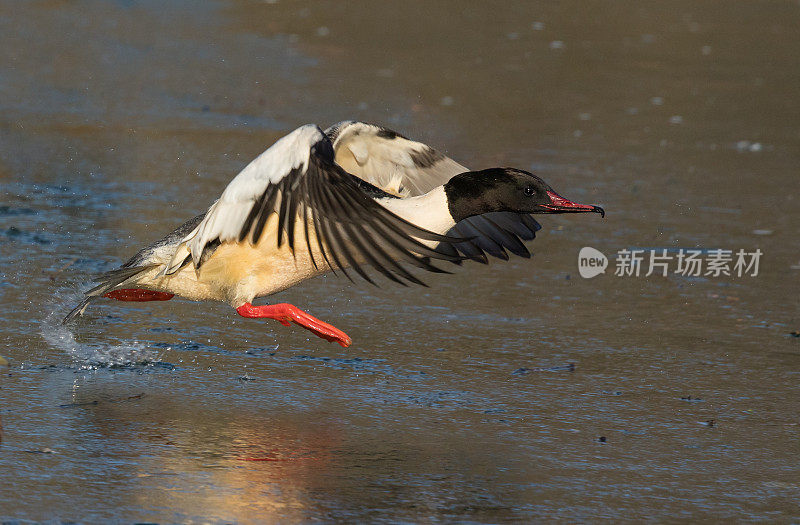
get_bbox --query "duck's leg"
[236,303,352,348]
[104,289,175,301]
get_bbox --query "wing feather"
[167,124,463,286]
[325,121,543,265]
[325,121,468,197]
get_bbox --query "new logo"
[578,246,608,278]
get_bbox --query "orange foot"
[236,303,352,348]
[104,289,175,302]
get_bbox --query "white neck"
[375,186,456,235]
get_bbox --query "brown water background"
[1,1,798,522]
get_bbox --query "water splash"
[41,293,161,367]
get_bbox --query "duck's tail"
[62,264,159,324]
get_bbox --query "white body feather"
[377,186,455,236]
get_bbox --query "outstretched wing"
[325,121,541,263]
[325,120,468,197]
[166,124,461,286]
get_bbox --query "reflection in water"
[60,376,342,522]
[127,411,339,521]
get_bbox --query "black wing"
[235,140,463,286]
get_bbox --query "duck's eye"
[524,186,535,196]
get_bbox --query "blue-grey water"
[1,1,799,522]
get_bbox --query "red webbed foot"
[104,289,175,302]
[236,303,352,348]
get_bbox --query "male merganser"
[64,122,604,347]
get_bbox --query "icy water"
[1,1,799,522]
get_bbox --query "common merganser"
[64,122,604,347]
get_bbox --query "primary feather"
[179,124,321,269]
[164,124,463,285]
[325,121,542,263]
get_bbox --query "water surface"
[1,1,798,522]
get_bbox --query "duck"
[64,121,604,347]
